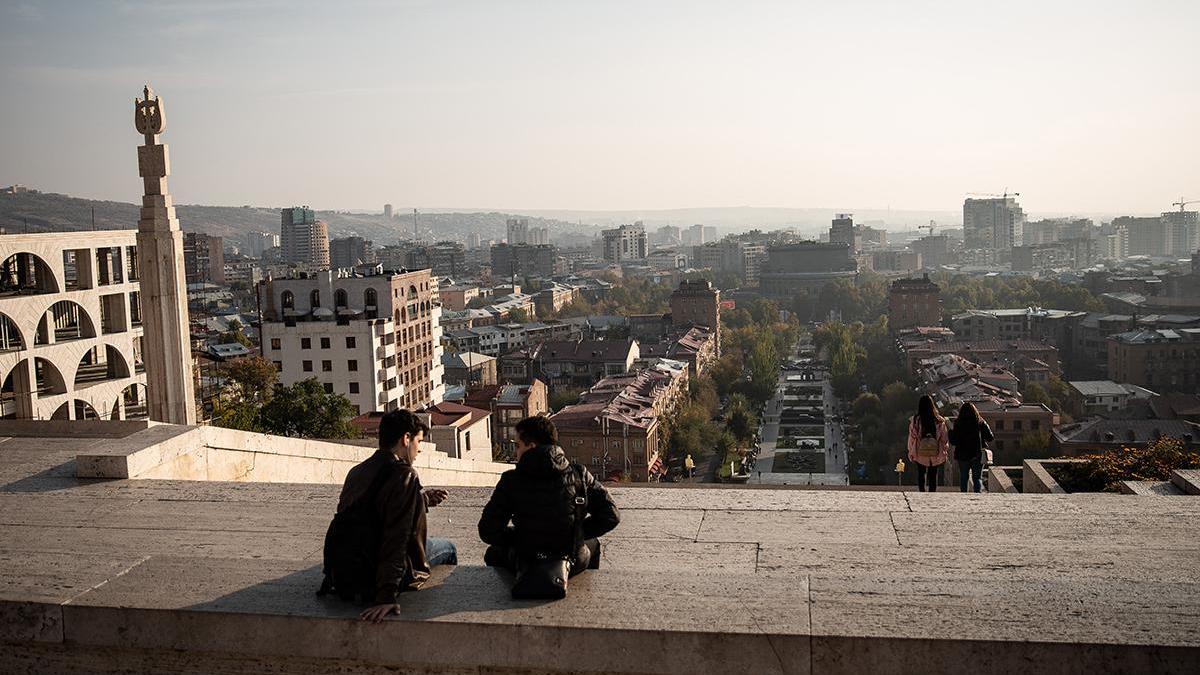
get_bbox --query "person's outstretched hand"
[424,488,449,507]
[360,603,400,623]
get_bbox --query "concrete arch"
[281,290,295,310]
[51,399,102,421]
[74,343,132,388]
[334,288,349,309]
[116,382,149,420]
[36,299,97,345]
[0,251,61,295]
[34,357,67,396]
[0,310,25,351]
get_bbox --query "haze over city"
[1,0,1197,217]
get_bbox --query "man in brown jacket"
[337,409,456,622]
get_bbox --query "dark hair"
[916,395,942,437]
[954,402,982,436]
[378,409,429,451]
[515,415,557,447]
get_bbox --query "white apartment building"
[0,232,147,421]
[602,222,648,262]
[258,266,445,413]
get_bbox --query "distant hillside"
[0,192,593,246]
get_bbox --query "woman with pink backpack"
[906,395,949,492]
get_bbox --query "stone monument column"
[134,85,197,424]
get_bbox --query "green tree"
[220,356,278,402]
[1017,430,1053,458]
[724,393,758,444]
[550,387,584,412]
[218,318,252,347]
[258,378,360,439]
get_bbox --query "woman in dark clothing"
[950,402,994,493]
[906,395,949,492]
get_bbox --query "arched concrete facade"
[0,232,146,420]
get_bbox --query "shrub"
[1049,438,1200,493]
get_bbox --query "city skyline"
[1,1,1198,214]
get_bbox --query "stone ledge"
[1171,469,1200,496]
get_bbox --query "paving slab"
[892,512,1200,550]
[0,524,321,560]
[697,509,898,546]
[0,551,147,605]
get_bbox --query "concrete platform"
[1,428,1199,674]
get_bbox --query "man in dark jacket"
[339,409,456,623]
[478,416,620,576]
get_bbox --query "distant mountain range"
[0,192,593,246]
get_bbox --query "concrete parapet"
[1022,459,1084,494]
[1171,469,1200,496]
[988,465,1020,493]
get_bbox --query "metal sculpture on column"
[134,85,196,424]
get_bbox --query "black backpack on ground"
[317,463,395,602]
[510,463,588,600]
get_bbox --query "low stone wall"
[71,422,508,487]
[1022,459,1088,494]
[988,466,1020,494]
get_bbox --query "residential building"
[601,223,648,262]
[383,204,393,219]
[1118,216,1170,257]
[490,243,557,278]
[506,218,528,245]
[182,232,225,285]
[1107,328,1200,392]
[244,231,279,258]
[329,236,375,270]
[407,241,466,278]
[963,196,1025,251]
[911,234,951,269]
[637,327,717,378]
[887,276,941,331]
[528,226,550,246]
[669,278,720,354]
[916,354,1021,411]
[681,224,706,246]
[441,351,497,390]
[552,364,687,481]
[416,401,493,462]
[899,336,1059,373]
[0,231,147,421]
[498,338,639,390]
[464,380,550,460]
[534,283,579,316]
[223,261,262,288]
[654,225,682,246]
[1052,418,1200,455]
[257,267,444,413]
[1067,380,1157,416]
[972,400,1058,465]
[871,250,922,273]
[829,214,859,254]
[440,285,480,311]
[279,207,330,268]
[759,242,856,298]
[1164,209,1199,256]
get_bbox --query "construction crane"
[966,189,1020,199]
[1172,197,1199,212]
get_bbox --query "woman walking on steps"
[906,395,949,492]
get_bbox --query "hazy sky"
[1,0,1197,215]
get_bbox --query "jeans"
[426,537,458,567]
[915,463,940,492]
[959,457,983,493]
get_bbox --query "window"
[301,337,311,350]
[272,361,282,371]
[281,291,294,310]
[335,289,348,308]
[348,360,358,371]
[1014,420,1023,431]
[1032,420,1041,430]
[995,420,1004,431]
[349,382,360,394]
[322,360,332,372]
[346,336,356,348]
[302,360,313,372]
[323,382,333,394]
[320,337,330,349]
[270,338,280,350]
[310,289,320,308]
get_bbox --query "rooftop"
[1,423,1198,673]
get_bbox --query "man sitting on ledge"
[321,409,457,622]
[478,416,620,589]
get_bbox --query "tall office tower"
[506,218,529,245]
[963,197,1025,251]
[330,236,375,270]
[383,203,393,219]
[183,232,225,284]
[601,222,648,262]
[467,232,482,249]
[280,206,331,267]
[829,214,859,254]
[245,231,280,257]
